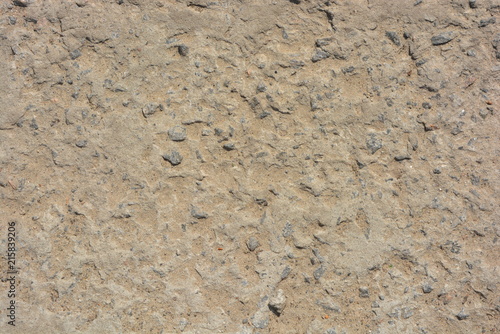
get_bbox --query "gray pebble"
[386,31,401,46]
[13,0,33,7]
[282,222,293,237]
[456,310,469,320]
[268,289,286,316]
[395,155,411,161]
[190,205,208,219]
[359,287,370,298]
[75,140,87,148]
[246,237,260,251]
[251,309,269,329]
[162,151,183,166]
[8,16,17,25]
[223,143,236,151]
[168,126,187,141]
[431,32,455,46]
[422,284,433,293]
[313,266,325,280]
[70,49,82,60]
[325,329,337,334]
[422,102,432,109]
[469,0,477,8]
[311,49,329,63]
[479,18,496,28]
[402,307,414,319]
[178,45,189,56]
[366,135,382,154]
[257,83,267,93]
[467,49,476,57]
[280,266,291,280]
[342,66,355,74]
[142,103,161,118]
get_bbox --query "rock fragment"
[366,135,382,154]
[268,289,286,316]
[456,310,469,320]
[142,103,162,118]
[359,287,370,298]
[178,45,189,56]
[223,143,236,151]
[311,49,329,62]
[13,0,34,6]
[70,49,81,60]
[386,31,401,46]
[422,284,433,293]
[246,237,260,251]
[431,32,455,45]
[162,151,183,166]
[479,18,496,28]
[251,309,269,329]
[190,206,208,219]
[168,126,187,141]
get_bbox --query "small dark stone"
[178,44,189,56]
[422,102,432,109]
[223,143,236,151]
[433,168,441,174]
[394,155,411,161]
[422,284,433,293]
[431,32,455,46]
[75,140,87,148]
[386,31,401,46]
[456,311,469,320]
[403,32,411,39]
[13,0,33,7]
[283,222,293,237]
[467,49,476,57]
[479,18,496,28]
[311,49,329,62]
[280,266,291,280]
[30,118,38,130]
[469,0,477,8]
[190,205,208,219]
[259,111,271,119]
[70,49,81,60]
[162,151,183,166]
[342,66,355,74]
[257,83,267,93]
[366,136,382,154]
[359,287,370,298]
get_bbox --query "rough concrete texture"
[0,0,499,333]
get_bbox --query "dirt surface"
[0,0,499,333]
